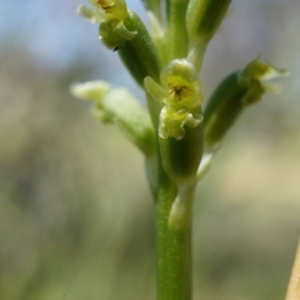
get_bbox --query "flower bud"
[186,0,232,44]
[70,81,156,156]
[203,58,288,153]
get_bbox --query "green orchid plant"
[70,1,297,299]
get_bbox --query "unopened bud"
[203,58,288,153]
[186,0,232,44]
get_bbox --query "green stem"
[166,0,189,62]
[187,40,208,72]
[155,179,193,300]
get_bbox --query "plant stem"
[187,40,208,72]
[166,0,189,62]
[155,179,193,300]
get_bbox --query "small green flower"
[145,59,203,140]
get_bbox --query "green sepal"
[144,76,168,104]
[70,81,156,156]
[77,5,105,23]
[118,11,161,87]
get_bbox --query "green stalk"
[155,176,194,300]
[165,0,189,62]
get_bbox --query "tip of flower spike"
[70,81,111,102]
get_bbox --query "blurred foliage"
[0,0,300,300]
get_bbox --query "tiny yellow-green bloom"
[145,59,203,140]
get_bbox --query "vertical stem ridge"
[156,181,193,300]
[165,0,188,63]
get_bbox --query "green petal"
[144,76,167,101]
[77,6,105,23]
[243,57,289,81]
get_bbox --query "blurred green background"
[0,1,300,299]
